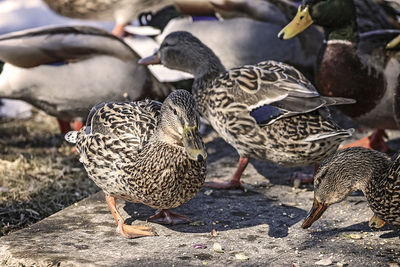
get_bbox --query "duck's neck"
[191,61,224,116]
[360,158,392,215]
[193,59,225,85]
[326,21,359,43]
[313,0,359,43]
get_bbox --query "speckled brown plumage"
[303,147,400,229]
[66,89,206,219]
[140,31,354,189]
[42,0,171,24]
[195,61,354,166]
[153,32,354,166]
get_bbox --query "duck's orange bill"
[301,197,328,229]
[278,6,314,40]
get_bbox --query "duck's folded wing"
[85,100,162,149]
[0,26,136,68]
[221,60,355,125]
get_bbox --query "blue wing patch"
[44,61,68,66]
[250,105,284,125]
[85,126,91,134]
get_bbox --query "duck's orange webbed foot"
[290,163,320,185]
[342,128,388,153]
[106,194,156,238]
[117,219,156,238]
[290,172,314,185]
[204,157,248,190]
[369,214,386,229]
[204,178,243,189]
[147,209,192,225]
[112,23,128,37]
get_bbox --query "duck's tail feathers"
[304,128,354,142]
[65,131,79,144]
[322,96,356,107]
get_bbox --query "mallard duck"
[65,89,207,238]
[140,31,354,189]
[42,0,173,36]
[302,147,400,230]
[278,0,400,152]
[151,0,324,79]
[0,25,172,133]
[158,15,323,78]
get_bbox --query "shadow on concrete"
[123,187,307,238]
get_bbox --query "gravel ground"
[0,122,399,266]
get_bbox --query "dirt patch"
[0,109,99,236]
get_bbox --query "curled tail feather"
[65,131,79,144]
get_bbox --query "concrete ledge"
[1,138,399,266]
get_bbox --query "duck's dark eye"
[170,107,178,115]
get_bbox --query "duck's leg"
[204,157,248,190]
[112,23,127,37]
[57,119,72,135]
[105,194,156,238]
[369,214,386,229]
[342,128,388,153]
[73,119,83,131]
[290,163,320,185]
[147,209,192,225]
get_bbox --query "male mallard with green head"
[278,0,400,153]
[65,90,207,238]
[140,31,354,189]
[302,147,400,230]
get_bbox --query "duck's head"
[278,0,356,40]
[139,31,224,76]
[160,89,207,162]
[301,147,390,229]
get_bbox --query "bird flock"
[1,0,400,239]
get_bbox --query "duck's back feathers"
[66,99,162,149]
[0,25,136,67]
[222,60,318,100]
[86,100,162,149]
[215,60,355,125]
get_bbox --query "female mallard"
[302,147,400,230]
[0,25,172,133]
[140,31,354,189]
[278,0,400,152]
[65,90,207,238]
[42,0,173,36]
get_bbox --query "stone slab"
[1,136,400,266]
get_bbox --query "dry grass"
[0,109,99,236]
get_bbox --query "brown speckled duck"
[140,31,355,190]
[278,0,400,152]
[42,0,173,36]
[302,147,400,230]
[65,90,207,238]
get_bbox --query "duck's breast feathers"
[86,100,162,148]
[0,25,136,68]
